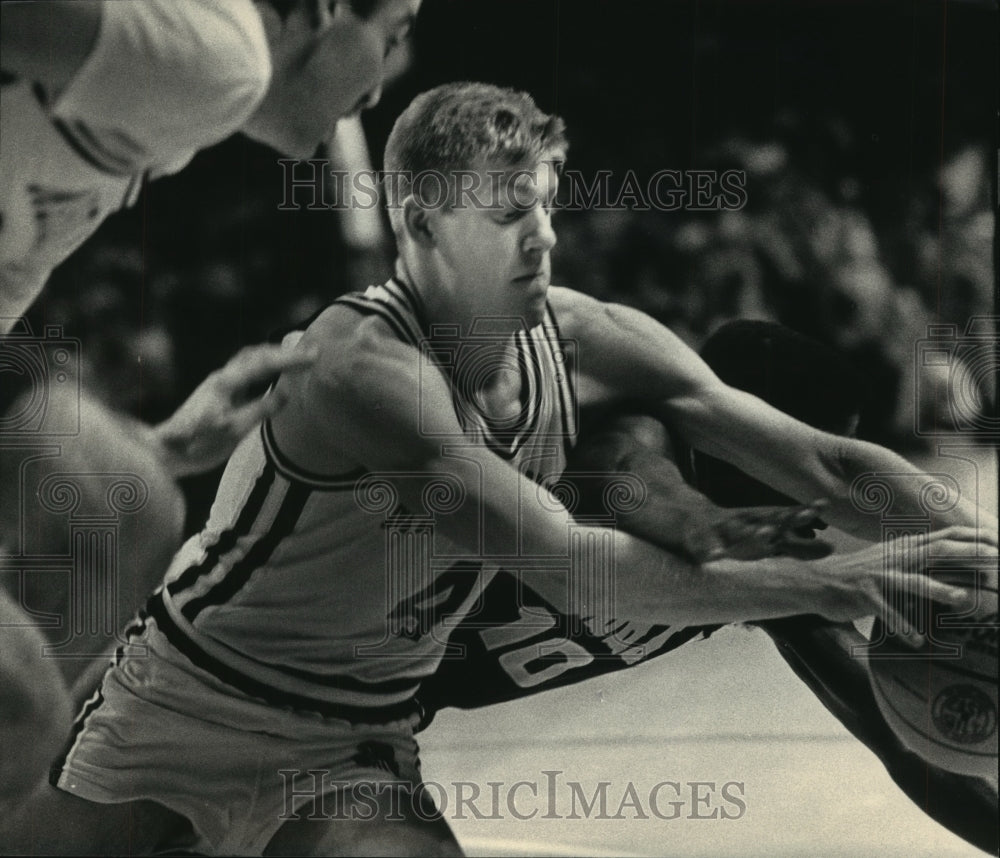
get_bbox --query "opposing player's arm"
[553,287,996,543]
[573,414,831,562]
[0,1,101,95]
[271,309,976,628]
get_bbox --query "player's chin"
[522,294,549,328]
[522,306,546,329]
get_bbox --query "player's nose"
[522,207,557,255]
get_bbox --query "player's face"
[251,0,419,156]
[428,156,561,331]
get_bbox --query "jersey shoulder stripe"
[544,301,578,448]
[262,420,365,489]
[335,288,423,347]
[386,276,431,337]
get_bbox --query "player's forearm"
[604,533,818,626]
[519,520,824,628]
[824,437,994,539]
[133,419,189,479]
[611,446,720,556]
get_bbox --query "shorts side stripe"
[49,685,107,787]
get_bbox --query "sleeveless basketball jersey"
[148,278,578,721]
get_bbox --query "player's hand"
[149,341,317,478]
[806,527,995,635]
[691,500,832,562]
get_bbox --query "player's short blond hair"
[383,82,567,234]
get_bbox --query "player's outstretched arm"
[553,287,998,544]
[147,340,318,479]
[273,308,977,630]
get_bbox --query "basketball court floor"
[419,446,997,857]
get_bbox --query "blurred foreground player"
[0,590,72,815]
[1,0,421,473]
[0,0,420,824]
[420,320,998,855]
[10,83,996,856]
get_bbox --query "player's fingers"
[216,343,319,393]
[794,499,829,530]
[928,537,999,561]
[753,524,778,542]
[918,525,990,545]
[879,603,925,649]
[975,527,998,548]
[895,572,976,612]
[878,602,924,649]
[787,505,827,531]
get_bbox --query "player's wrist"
[708,555,818,617]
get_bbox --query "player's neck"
[395,266,520,396]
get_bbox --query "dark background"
[28,0,998,520]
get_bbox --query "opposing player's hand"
[150,341,317,478]
[691,500,832,562]
[806,527,996,635]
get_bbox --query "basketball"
[866,567,998,779]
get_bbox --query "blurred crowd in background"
[24,0,996,514]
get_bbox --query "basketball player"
[1,0,421,474]
[11,83,995,856]
[0,0,420,826]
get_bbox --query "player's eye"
[499,207,528,224]
[385,22,413,58]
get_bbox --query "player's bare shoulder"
[271,303,457,475]
[301,301,419,394]
[547,285,695,409]
[546,285,614,338]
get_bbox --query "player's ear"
[402,197,436,248]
